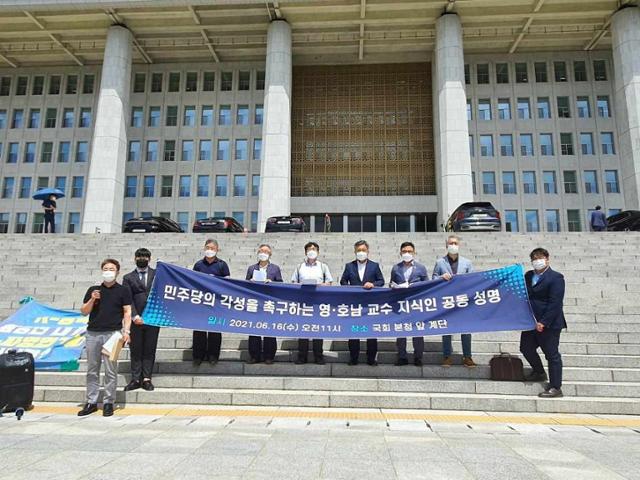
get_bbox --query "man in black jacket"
[520,247,567,398]
[340,240,385,366]
[122,248,158,392]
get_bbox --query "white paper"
[390,281,410,289]
[252,269,267,282]
[301,277,319,285]
[101,331,123,356]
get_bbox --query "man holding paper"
[390,242,429,366]
[78,259,132,417]
[245,244,283,364]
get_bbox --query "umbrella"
[32,188,65,200]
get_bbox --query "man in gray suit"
[390,241,429,366]
[432,235,476,368]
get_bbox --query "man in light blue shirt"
[432,235,476,368]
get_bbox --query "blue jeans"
[442,334,472,358]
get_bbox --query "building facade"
[0,1,639,234]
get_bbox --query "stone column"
[81,25,132,233]
[611,6,640,210]
[257,20,292,232]
[433,13,473,228]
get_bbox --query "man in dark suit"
[520,247,567,398]
[122,248,158,392]
[340,240,385,366]
[390,241,429,366]
[246,244,283,364]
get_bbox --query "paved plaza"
[1,404,639,480]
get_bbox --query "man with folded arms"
[78,259,132,417]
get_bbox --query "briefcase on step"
[0,349,35,412]
[489,353,524,381]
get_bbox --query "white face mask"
[102,271,116,282]
[401,252,414,263]
[306,250,318,260]
[204,249,217,259]
[447,244,459,255]
[532,259,547,271]
[257,252,270,262]
[355,251,368,262]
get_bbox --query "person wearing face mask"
[340,240,385,366]
[245,244,283,364]
[432,235,476,368]
[291,241,333,364]
[390,242,429,366]
[192,239,231,366]
[122,248,158,392]
[520,248,566,398]
[78,259,132,417]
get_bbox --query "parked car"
[606,210,640,231]
[265,215,307,233]
[444,202,501,232]
[192,217,244,233]
[123,216,184,233]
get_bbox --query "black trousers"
[396,337,424,361]
[44,214,55,233]
[348,339,377,363]
[192,331,221,361]
[130,323,160,380]
[248,336,277,361]
[520,328,563,389]
[297,339,323,361]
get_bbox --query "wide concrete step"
[82,347,640,368]
[35,372,640,398]
[33,385,640,415]
[71,359,640,382]
[151,337,640,355]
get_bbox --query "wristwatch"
[123,330,131,334]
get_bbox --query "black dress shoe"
[414,358,423,367]
[395,358,409,366]
[124,380,141,392]
[102,403,114,417]
[209,359,218,365]
[538,388,563,398]
[193,359,202,367]
[142,380,155,391]
[294,358,307,365]
[348,359,358,366]
[246,358,259,364]
[314,356,326,365]
[367,360,378,366]
[264,359,274,365]
[524,371,548,382]
[77,403,98,417]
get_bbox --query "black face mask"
[136,258,149,269]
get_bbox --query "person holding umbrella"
[32,188,64,234]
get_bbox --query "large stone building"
[0,0,638,234]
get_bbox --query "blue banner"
[143,262,536,338]
[0,302,87,371]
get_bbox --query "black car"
[265,216,307,233]
[123,216,184,233]
[192,217,244,233]
[444,202,501,232]
[606,210,640,231]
